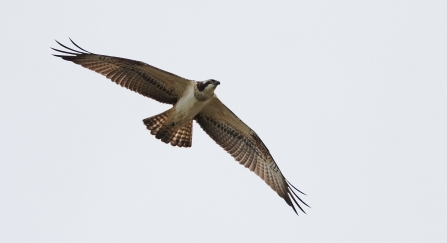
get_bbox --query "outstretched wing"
[52,39,191,104]
[195,96,309,214]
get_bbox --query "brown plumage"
[53,40,189,104]
[52,39,309,215]
[195,98,309,213]
[143,110,193,148]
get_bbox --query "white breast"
[172,84,209,124]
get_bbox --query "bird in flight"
[52,39,309,215]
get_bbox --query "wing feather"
[195,97,309,214]
[52,39,191,104]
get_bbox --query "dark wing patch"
[52,39,191,104]
[195,97,309,215]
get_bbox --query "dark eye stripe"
[197,80,212,91]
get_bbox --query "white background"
[1,1,446,242]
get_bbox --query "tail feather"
[143,110,170,135]
[143,110,193,148]
[170,122,193,147]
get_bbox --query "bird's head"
[197,79,220,91]
[195,79,220,101]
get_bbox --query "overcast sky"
[1,1,446,242]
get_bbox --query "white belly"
[172,85,208,124]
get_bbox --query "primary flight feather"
[52,39,309,215]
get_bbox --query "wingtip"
[51,38,93,56]
[287,179,307,195]
[285,179,310,216]
[69,37,92,54]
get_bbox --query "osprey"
[52,39,309,215]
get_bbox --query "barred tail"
[143,110,193,148]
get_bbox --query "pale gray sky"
[1,1,446,242]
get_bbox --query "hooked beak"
[214,80,220,86]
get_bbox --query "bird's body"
[52,39,309,215]
[171,81,216,127]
